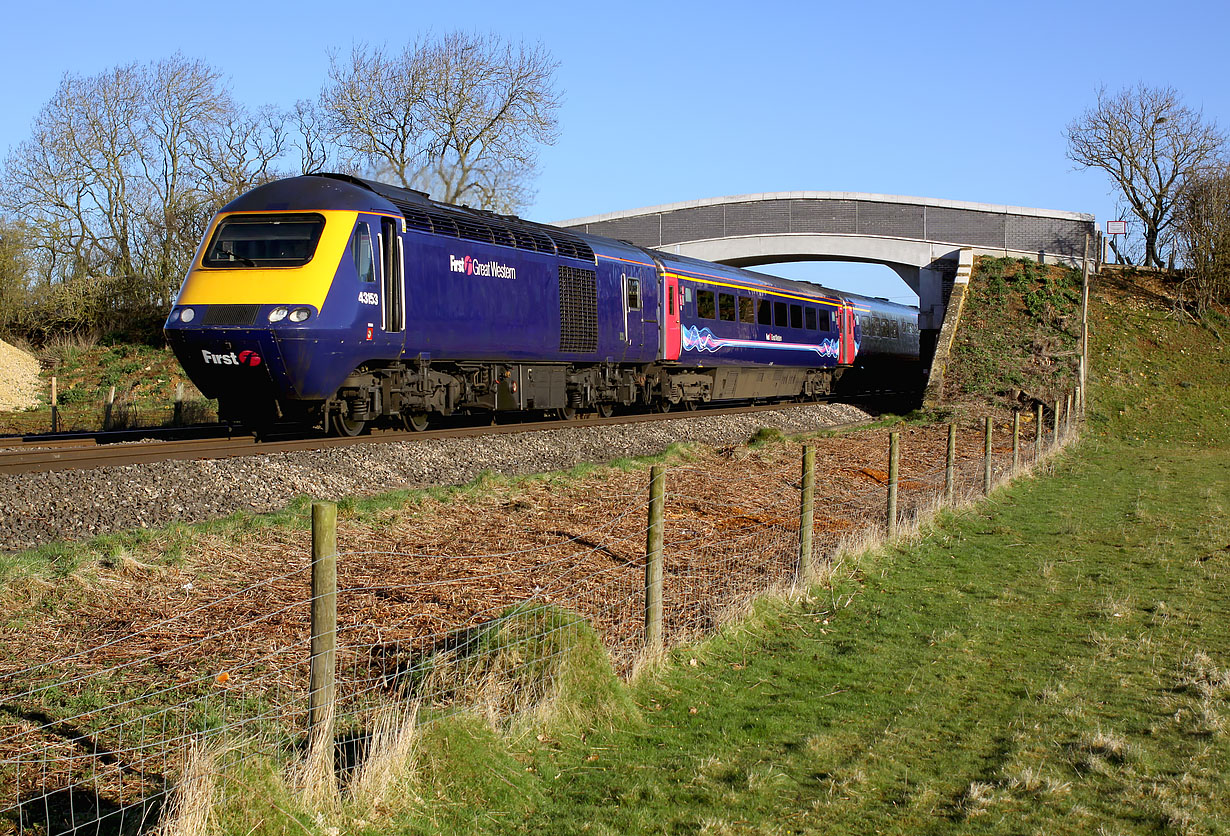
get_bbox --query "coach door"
[839,303,857,364]
[380,217,405,337]
[622,271,644,355]
[653,256,680,361]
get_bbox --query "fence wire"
[0,415,1081,836]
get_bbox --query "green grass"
[948,256,1083,409]
[365,289,1227,835]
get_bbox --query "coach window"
[817,309,831,331]
[774,301,788,327]
[890,321,899,338]
[719,293,736,321]
[790,304,803,329]
[626,276,642,310]
[697,289,716,319]
[805,307,817,330]
[739,296,754,323]
[351,224,375,282]
[757,299,772,325]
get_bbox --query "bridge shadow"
[1,704,168,836]
[10,788,164,836]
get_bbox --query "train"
[164,174,921,435]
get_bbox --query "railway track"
[0,399,899,476]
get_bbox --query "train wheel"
[683,399,698,412]
[403,410,430,432]
[657,400,673,413]
[331,411,368,437]
[558,406,578,421]
[595,403,615,419]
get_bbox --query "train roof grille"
[323,173,596,263]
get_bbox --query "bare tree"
[0,218,32,333]
[320,33,560,211]
[1,54,286,315]
[1067,85,1226,268]
[1175,166,1230,313]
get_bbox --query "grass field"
[386,281,1228,835]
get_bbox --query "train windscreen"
[202,214,326,268]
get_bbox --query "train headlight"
[268,306,288,323]
[180,307,195,323]
[288,307,312,323]
[168,309,180,323]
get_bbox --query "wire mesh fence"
[0,407,1083,835]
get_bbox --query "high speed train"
[164,174,920,435]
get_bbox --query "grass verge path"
[496,300,1229,835]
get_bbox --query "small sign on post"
[1105,220,1127,264]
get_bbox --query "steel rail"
[0,401,886,476]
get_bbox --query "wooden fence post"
[1011,412,1020,473]
[645,466,665,652]
[103,386,116,432]
[1052,400,1061,450]
[1035,403,1043,462]
[798,446,816,581]
[945,423,956,506]
[1066,391,1074,440]
[50,377,59,434]
[174,382,185,426]
[984,416,993,494]
[309,502,338,745]
[886,432,899,539]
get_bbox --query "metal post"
[1012,412,1020,473]
[1080,234,1090,401]
[1035,403,1043,462]
[645,466,664,651]
[945,423,956,506]
[886,432,899,539]
[984,416,993,494]
[50,376,58,434]
[309,502,338,742]
[798,446,816,581]
[103,386,116,432]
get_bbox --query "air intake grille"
[558,266,598,353]
[201,304,260,326]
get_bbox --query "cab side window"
[352,223,375,283]
[626,276,642,310]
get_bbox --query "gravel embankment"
[0,339,42,412]
[0,403,870,553]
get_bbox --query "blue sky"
[2,0,1227,300]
